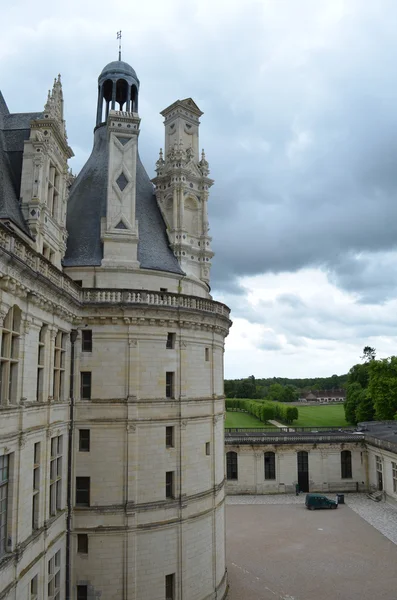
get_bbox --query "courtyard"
[226,494,397,600]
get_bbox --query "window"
[165,574,175,600]
[30,575,38,600]
[32,442,41,529]
[81,330,92,352]
[77,586,88,600]
[79,430,90,452]
[53,331,66,401]
[49,436,63,516]
[166,372,174,399]
[47,162,60,218]
[0,305,20,405]
[76,477,90,506]
[166,333,175,349]
[77,533,88,554]
[205,347,209,362]
[166,471,174,499]
[166,426,174,448]
[341,450,352,479]
[226,452,238,480]
[264,452,276,480]
[0,454,9,558]
[392,462,397,493]
[47,550,61,600]
[376,455,383,472]
[206,442,211,456]
[80,372,92,400]
[37,326,46,401]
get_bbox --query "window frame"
[0,454,9,558]
[264,451,276,480]
[166,332,176,349]
[226,451,238,480]
[341,450,352,479]
[79,430,90,452]
[77,585,88,600]
[392,462,397,494]
[165,471,174,499]
[165,573,175,600]
[165,372,175,399]
[53,331,66,401]
[47,550,61,600]
[81,330,92,353]
[166,426,174,448]
[80,372,92,400]
[0,306,21,405]
[75,477,90,507]
[77,533,89,554]
[49,436,63,517]
[32,442,41,529]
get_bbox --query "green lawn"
[224,402,348,428]
[284,404,348,427]
[225,411,268,428]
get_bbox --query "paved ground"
[226,494,397,600]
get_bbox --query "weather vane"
[117,30,122,60]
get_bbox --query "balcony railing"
[0,223,230,318]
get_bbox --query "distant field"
[224,411,268,428]
[291,404,348,427]
[225,402,348,428]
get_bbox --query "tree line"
[344,346,397,424]
[225,373,348,401]
[225,398,299,424]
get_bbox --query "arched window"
[226,451,238,480]
[264,452,276,480]
[341,450,352,479]
[0,306,21,405]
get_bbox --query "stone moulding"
[0,223,231,329]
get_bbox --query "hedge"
[225,398,298,424]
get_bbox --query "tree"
[344,382,364,425]
[368,357,397,420]
[268,383,285,402]
[362,346,376,362]
[355,390,375,422]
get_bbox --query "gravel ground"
[226,493,397,600]
[227,492,397,544]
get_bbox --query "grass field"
[224,411,267,428]
[290,404,348,427]
[225,402,348,428]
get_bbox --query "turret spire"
[117,30,122,61]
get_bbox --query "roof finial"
[117,30,122,61]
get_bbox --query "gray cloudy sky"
[2,0,397,378]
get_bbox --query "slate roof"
[0,91,41,235]
[64,124,183,275]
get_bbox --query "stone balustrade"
[0,223,230,318]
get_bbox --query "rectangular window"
[32,442,40,529]
[166,471,174,499]
[206,442,211,456]
[165,574,175,600]
[264,452,276,480]
[79,430,90,452]
[376,455,383,472]
[76,477,90,506]
[49,436,62,516]
[392,462,397,494]
[0,454,9,558]
[205,347,210,362]
[53,331,66,401]
[47,550,61,600]
[166,333,176,349]
[37,326,46,401]
[81,330,92,353]
[166,426,174,448]
[80,372,92,400]
[77,585,88,600]
[77,533,88,554]
[166,372,174,399]
[30,574,38,600]
[341,450,352,479]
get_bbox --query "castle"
[0,57,231,600]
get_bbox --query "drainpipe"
[66,329,78,600]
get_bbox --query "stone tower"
[153,99,214,288]
[0,57,230,600]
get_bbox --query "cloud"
[3,0,397,376]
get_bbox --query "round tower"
[65,58,231,600]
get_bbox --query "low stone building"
[225,431,367,495]
[225,422,397,506]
